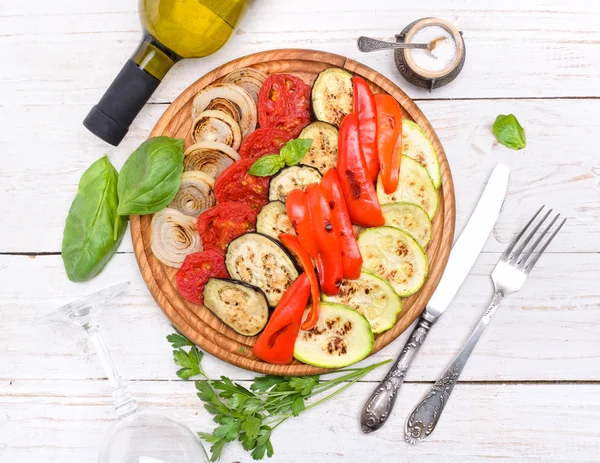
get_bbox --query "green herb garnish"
[117,136,185,215]
[167,330,390,461]
[249,138,313,177]
[62,155,128,282]
[493,114,526,150]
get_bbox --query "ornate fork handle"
[361,317,433,433]
[405,292,504,444]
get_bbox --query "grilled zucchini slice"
[203,278,268,336]
[294,302,373,368]
[402,120,441,189]
[225,233,299,306]
[358,226,428,297]
[376,155,438,219]
[268,165,322,202]
[298,122,339,174]
[323,270,402,334]
[381,202,432,248]
[256,201,295,241]
[311,68,353,128]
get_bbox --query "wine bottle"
[84,0,253,146]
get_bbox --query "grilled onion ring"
[168,171,216,218]
[192,83,257,137]
[222,67,267,104]
[150,208,202,268]
[191,110,242,150]
[183,141,240,179]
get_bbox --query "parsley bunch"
[167,329,391,461]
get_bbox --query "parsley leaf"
[280,138,313,166]
[166,327,195,348]
[173,346,204,380]
[493,114,526,150]
[289,375,319,396]
[168,330,391,461]
[241,415,262,440]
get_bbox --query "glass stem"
[87,326,138,420]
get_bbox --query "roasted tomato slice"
[196,202,257,254]
[175,251,229,305]
[239,128,294,159]
[214,159,270,211]
[258,74,312,137]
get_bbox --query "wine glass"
[36,282,208,463]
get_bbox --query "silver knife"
[360,164,510,434]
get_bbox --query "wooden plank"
[1,0,600,104]
[1,379,599,462]
[0,98,597,253]
[1,252,598,382]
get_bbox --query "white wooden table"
[1,1,600,461]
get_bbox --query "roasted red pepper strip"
[374,93,403,194]
[320,169,362,280]
[305,184,343,296]
[337,113,385,227]
[279,233,320,330]
[352,76,379,183]
[286,189,319,258]
[252,273,310,364]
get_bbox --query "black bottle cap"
[84,60,160,146]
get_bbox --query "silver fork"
[405,206,566,444]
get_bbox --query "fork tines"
[502,206,566,273]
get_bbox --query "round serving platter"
[131,49,456,376]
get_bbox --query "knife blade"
[424,163,510,320]
[360,164,510,434]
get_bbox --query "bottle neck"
[131,33,181,81]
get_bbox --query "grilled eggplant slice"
[268,165,322,202]
[381,202,432,248]
[311,68,353,128]
[298,122,339,174]
[323,270,402,334]
[225,233,299,306]
[294,302,373,368]
[256,201,295,241]
[376,155,438,219]
[203,278,269,336]
[358,226,428,297]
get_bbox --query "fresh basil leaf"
[62,156,128,282]
[493,114,526,150]
[280,138,313,166]
[117,136,184,215]
[248,154,285,176]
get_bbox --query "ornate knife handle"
[405,292,503,444]
[360,317,433,433]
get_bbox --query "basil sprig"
[62,156,128,282]
[61,137,185,282]
[249,138,313,177]
[493,114,526,150]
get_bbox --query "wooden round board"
[131,49,456,376]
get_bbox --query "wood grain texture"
[129,49,456,375]
[2,1,600,461]
[2,379,599,463]
[3,253,598,383]
[1,99,598,254]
